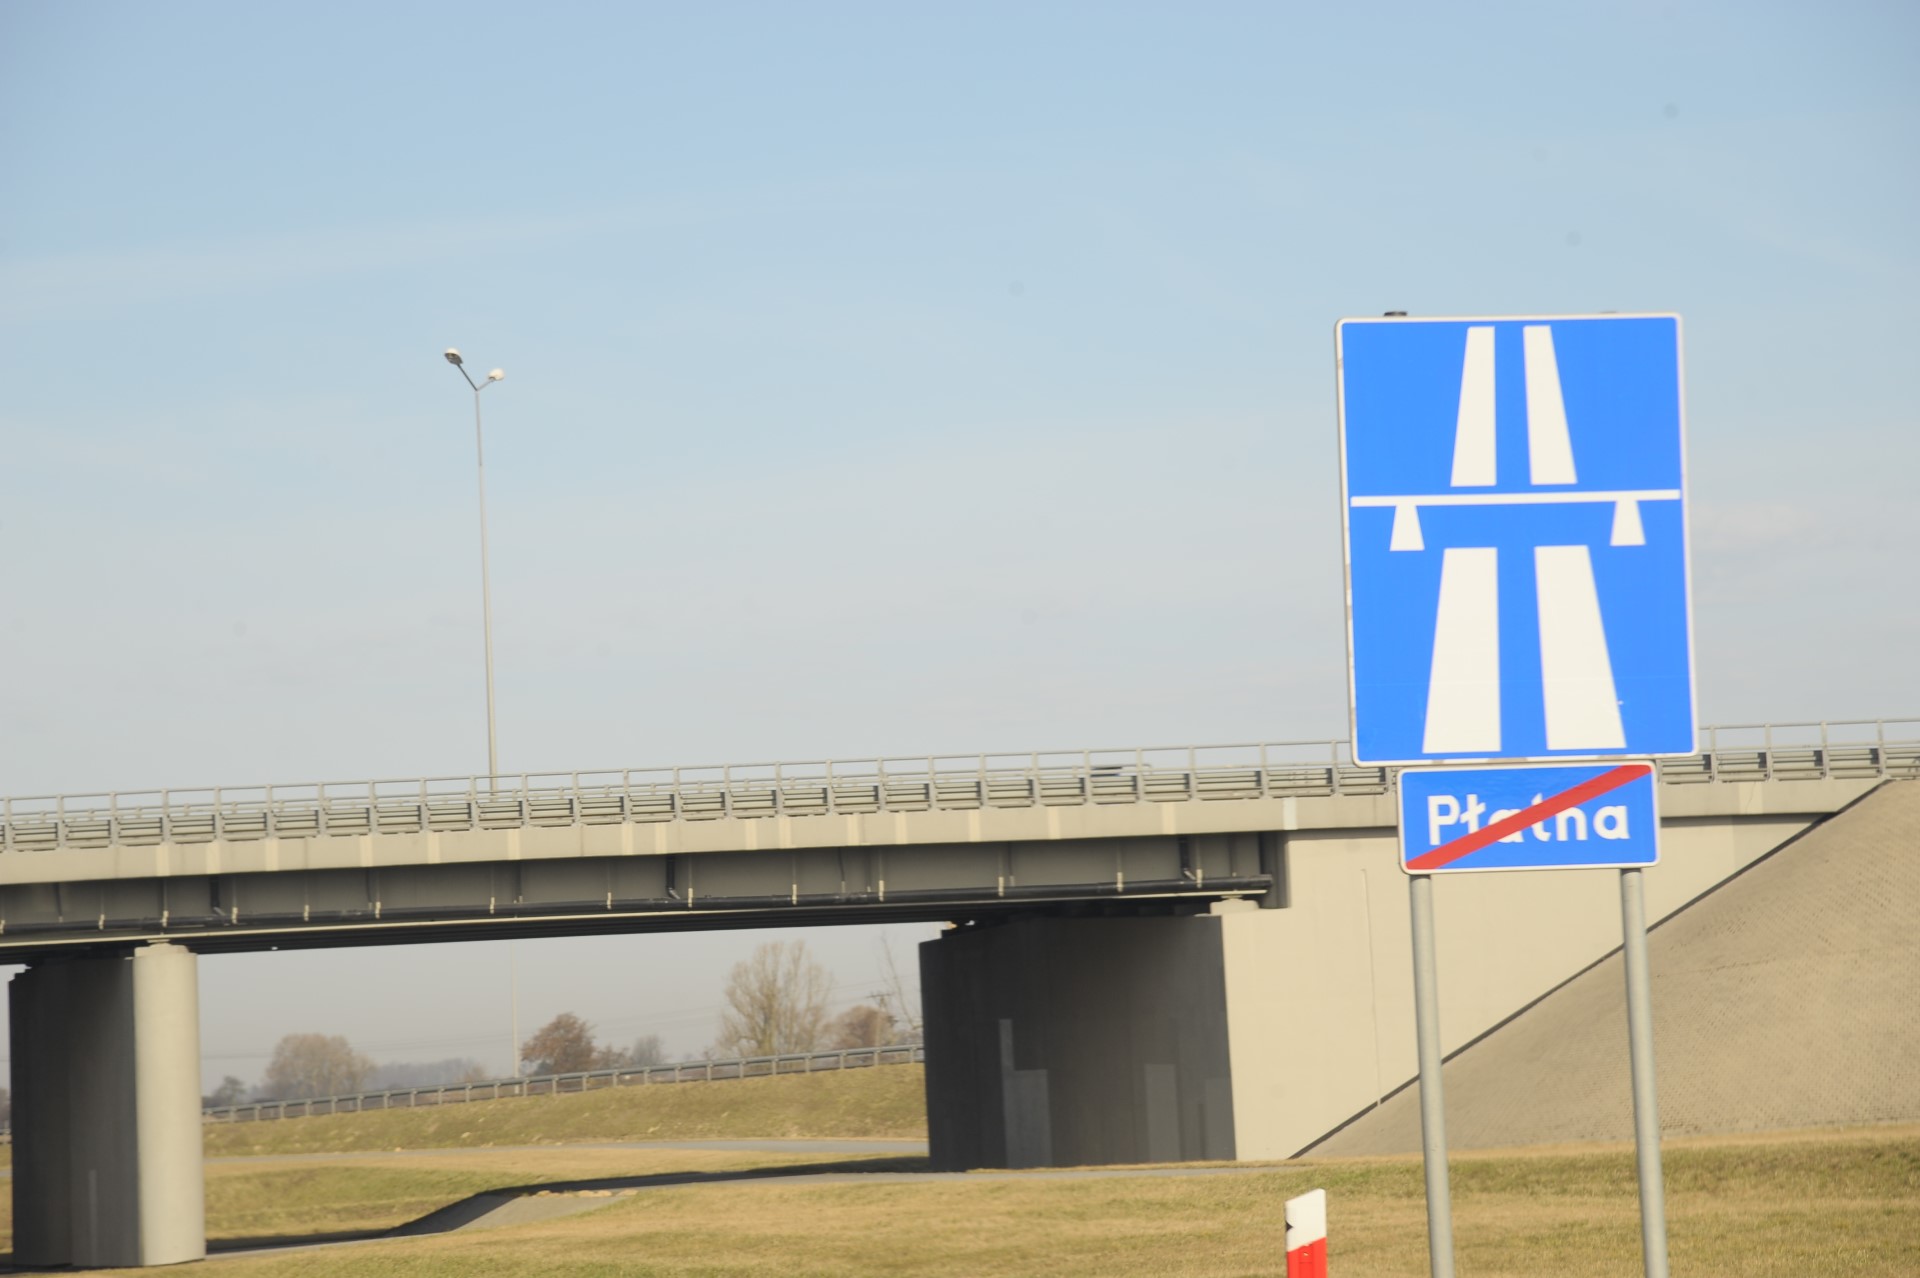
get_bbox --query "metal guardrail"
[203,1043,928,1125]
[4,719,1916,854]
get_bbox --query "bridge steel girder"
[0,831,1276,959]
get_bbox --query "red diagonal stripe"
[1405,763,1651,872]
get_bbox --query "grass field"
[8,1065,1913,1275]
[55,1124,1917,1277]
[198,1064,930,1157]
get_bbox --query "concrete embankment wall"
[1310,779,1920,1155]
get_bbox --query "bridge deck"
[0,719,1909,959]
[4,720,1913,855]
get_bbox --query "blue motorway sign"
[1338,315,1695,766]
[1397,761,1660,874]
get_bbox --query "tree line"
[212,939,917,1104]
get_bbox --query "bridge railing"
[202,1043,928,1125]
[1652,718,1920,785]
[4,719,1916,852]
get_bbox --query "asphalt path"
[185,1138,1316,1260]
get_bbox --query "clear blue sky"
[2,1,1915,1085]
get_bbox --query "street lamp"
[444,348,518,1079]
[443,348,506,785]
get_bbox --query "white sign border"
[1394,760,1665,876]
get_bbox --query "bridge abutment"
[922,806,1855,1171]
[9,943,206,1268]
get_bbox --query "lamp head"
[487,368,505,382]
[444,348,464,366]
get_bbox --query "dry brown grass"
[76,1123,1920,1277]
[0,1147,899,1254]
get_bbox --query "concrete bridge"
[5,718,1915,1265]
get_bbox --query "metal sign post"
[1619,867,1671,1278]
[1395,760,1669,1276]
[1407,872,1456,1278]
[1338,313,1692,1278]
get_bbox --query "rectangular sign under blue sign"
[1338,314,1696,766]
[1396,761,1660,874]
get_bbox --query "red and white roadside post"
[1285,1188,1328,1277]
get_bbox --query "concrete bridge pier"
[920,904,1280,1171]
[10,943,206,1268]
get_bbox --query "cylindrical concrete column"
[130,943,208,1265]
[8,944,206,1268]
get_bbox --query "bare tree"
[203,1076,248,1108]
[521,1013,600,1075]
[875,934,924,1043]
[710,939,831,1058]
[626,1033,668,1067]
[261,1034,375,1100]
[825,1003,896,1050]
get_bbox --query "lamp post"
[443,348,505,785]
[444,347,514,1075]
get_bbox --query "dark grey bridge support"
[10,944,206,1267]
[921,909,1251,1170]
